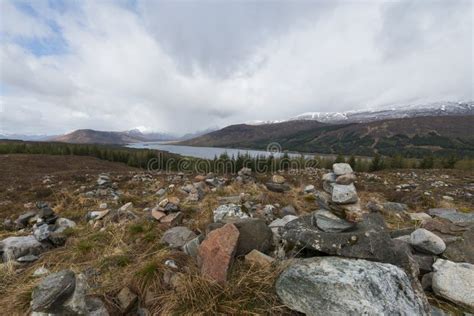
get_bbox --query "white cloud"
[0,0,472,135]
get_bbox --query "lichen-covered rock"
[213,204,248,223]
[331,183,358,204]
[31,270,76,313]
[276,257,429,315]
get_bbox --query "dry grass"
[156,262,290,315]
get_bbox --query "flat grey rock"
[160,226,197,249]
[432,259,474,312]
[0,235,48,261]
[313,210,354,233]
[427,208,474,224]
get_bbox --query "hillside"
[52,129,151,144]
[179,115,474,158]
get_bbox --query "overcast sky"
[0,0,473,135]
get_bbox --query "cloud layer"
[0,0,472,135]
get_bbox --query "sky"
[0,0,473,135]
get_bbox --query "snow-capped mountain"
[290,101,474,124]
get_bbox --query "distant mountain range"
[248,101,474,125]
[47,127,218,145]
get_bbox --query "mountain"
[180,120,327,148]
[52,129,154,144]
[179,115,474,158]
[289,101,474,124]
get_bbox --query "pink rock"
[198,223,240,284]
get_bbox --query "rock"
[151,209,166,221]
[421,272,434,291]
[63,273,89,314]
[432,259,474,312]
[269,215,298,227]
[245,249,274,266]
[313,209,354,233]
[413,254,436,273]
[280,205,297,216]
[265,182,291,193]
[333,163,353,175]
[322,173,336,193]
[160,226,197,249]
[410,228,446,255]
[33,267,50,277]
[238,167,252,176]
[87,210,110,221]
[233,219,273,256]
[213,204,249,223]
[427,208,474,224]
[272,175,286,184]
[16,211,37,227]
[117,287,138,313]
[86,297,109,316]
[33,224,51,242]
[276,257,429,316]
[303,185,315,193]
[331,183,358,204]
[54,218,76,233]
[198,223,239,284]
[0,235,48,261]
[443,226,474,264]
[164,202,180,213]
[31,270,76,313]
[17,254,39,262]
[160,212,183,226]
[329,201,366,223]
[383,202,408,213]
[409,212,432,222]
[37,206,55,220]
[118,202,133,213]
[183,235,204,258]
[48,231,67,246]
[335,173,356,185]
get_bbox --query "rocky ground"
[0,154,473,315]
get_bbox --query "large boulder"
[276,257,429,316]
[331,183,358,204]
[198,223,239,284]
[160,226,197,249]
[0,235,49,262]
[233,219,273,256]
[409,228,446,255]
[432,259,474,312]
[280,212,430,309]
